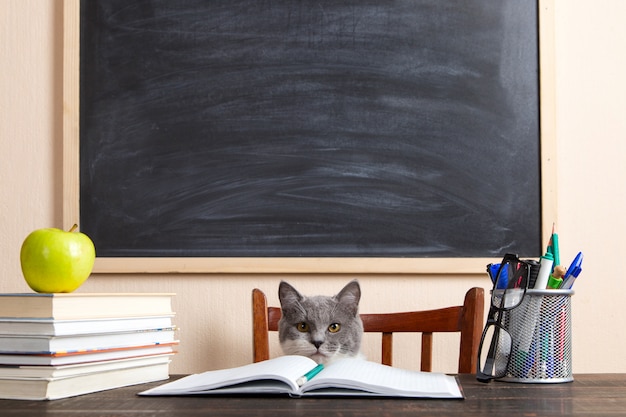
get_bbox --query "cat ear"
[336,280,361,314]
[278,281,303,308]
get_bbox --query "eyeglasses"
[476,253,530,382]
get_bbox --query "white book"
[0,293,174,320]
[0,353,173,379]
[0,362,170,400]
[140,355,463,399]
[0,343,178,366]
[0,328,177,354]
[0,315,174,336]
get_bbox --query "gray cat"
[278,280,364,365]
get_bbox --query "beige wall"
[2,0,624,374]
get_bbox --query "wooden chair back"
[252,286,484,373]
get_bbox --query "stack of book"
[0,293,178,400]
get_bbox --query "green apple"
[20,225,96,293]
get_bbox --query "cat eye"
[328,323,341,333]
[296,322,309,332]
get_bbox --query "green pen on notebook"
[296,363,324,386]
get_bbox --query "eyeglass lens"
[478,322,512,380]
[493,260,528,309]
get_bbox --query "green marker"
[547,274,563,289]
[534,251,554,289]
[547,265,566,289]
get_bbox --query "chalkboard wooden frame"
[62,0,556,274]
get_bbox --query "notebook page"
[302,359,462,398]
[140,355,317,395]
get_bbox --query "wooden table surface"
[1,374,625,416]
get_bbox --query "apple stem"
[69,224,78,233]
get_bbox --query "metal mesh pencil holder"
[498,289,574,383]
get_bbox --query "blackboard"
[79,0,542,259]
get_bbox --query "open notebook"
[139,355,463,399]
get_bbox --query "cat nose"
[313,340,323,349]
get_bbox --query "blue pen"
[492,264,510,290]
[487,263,500,285]
[561,252,583,289]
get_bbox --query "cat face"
[278,280,363,365]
